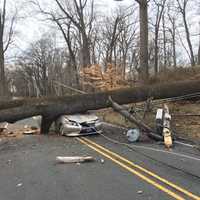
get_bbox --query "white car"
[55,114,102,137]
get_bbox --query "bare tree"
[0,0,17,96]
[198,41,200,65]
[136,0,149,80]
[32,0,82,88]
[19,37,52,96]
[162,12,167,68]
[32,0,95,69]
[176,0,195,66]
[113,0,151,80]
[198,22,200,65]
[118,11,137,79]
[53,0,94,68]
[52,19,80,88]
[101,9,127,66]
[12,35,66,97]
[106,15,121,64]
[152,0,167,74]
[167,3,177,68]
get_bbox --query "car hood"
[66,114,99,124]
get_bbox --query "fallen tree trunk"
[108,97,163,140]
[1,79,200,134]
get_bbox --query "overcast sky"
[7,0,133,60]
[16,0,132,49]
[5,0,200,64]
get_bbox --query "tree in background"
[198,22,200,65]
[176,0,195,66]
[135,0,149,80]
[152,0,167,74]
[115,0,149,80]
[11,35,68,97]
[0,0,17,96]
[54,0,94,68]
[167,1,178,68]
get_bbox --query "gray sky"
[5,0,200,65]
[17,0,134,47]
[8,0,132,59]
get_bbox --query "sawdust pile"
[80,64,128,92]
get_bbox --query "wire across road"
[77,137,200,200]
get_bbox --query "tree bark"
[0,0,6,97]
[162,14,167,69]
[0,40,5,96]
[138,0,149,81]
[154,30,159,74]
[81,31,91,68]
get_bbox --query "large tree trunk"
[81,31,91,68]
[139,0,149,81]
[1,80,200,134]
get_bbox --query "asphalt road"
[0,130,200,200]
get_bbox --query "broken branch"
[108,96,162,140]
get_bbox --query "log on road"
[0,79,200,134]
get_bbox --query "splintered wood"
[80,64,128,92]
[56,156,95,163]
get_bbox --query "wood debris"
[80,64,128,92]
[0,123,40,139]
[23,129,40,135]
[56,156,95,164]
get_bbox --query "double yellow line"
[78,137,200,200]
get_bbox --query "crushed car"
[33,113,102,136]
[55,114,102,136]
